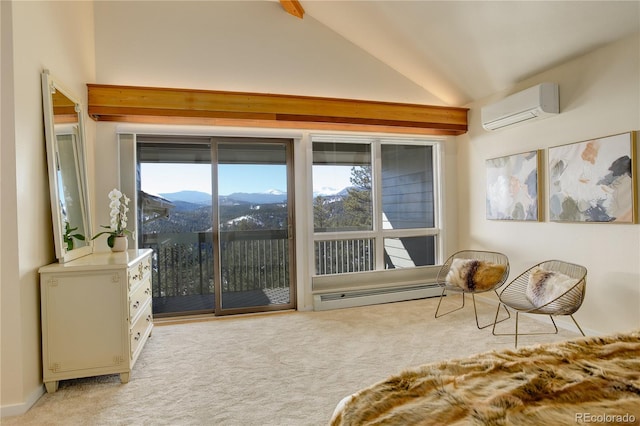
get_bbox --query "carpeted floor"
[3,296,581,425]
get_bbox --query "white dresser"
[39,249,154,393]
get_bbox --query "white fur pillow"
[445,258,507,291]
[526,266,580,307]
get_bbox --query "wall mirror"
[42,70,93,263]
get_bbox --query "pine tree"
[313,195,331,231]
[342,166,372,230]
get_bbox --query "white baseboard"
[0,384,44,418]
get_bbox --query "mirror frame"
[42,69,93,263]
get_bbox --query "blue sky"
[141,163,353,196]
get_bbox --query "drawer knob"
[134,332,141,341]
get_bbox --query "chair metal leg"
[434,287,465,319]
[471,293,510,329]
[548,315,559,335]
[492,309,569,348]
[492,302,506,336]
[515,311,519,348]
[570,315,586,336]
[436,289,510,329]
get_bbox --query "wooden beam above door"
[87,84,468,136]
[279,0,305,19]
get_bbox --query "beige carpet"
[4,296,580,426]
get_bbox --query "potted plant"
[92,188,132,251]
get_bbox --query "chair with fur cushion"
[492,259,587,347]
[434,250,511,329]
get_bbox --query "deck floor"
[153,288,291,316]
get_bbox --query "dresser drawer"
[129,276,152,321]
[130,301,153,360]
[127,255,152,291]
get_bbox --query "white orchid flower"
[93,188,132,246]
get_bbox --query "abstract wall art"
[486,150,540,221]
[548,132,637,223]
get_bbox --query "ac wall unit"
[481,83,559,131]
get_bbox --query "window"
[313,142,372,232]
[312,137,441,275]
[381,144,436,269]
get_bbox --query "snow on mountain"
[227,215,264,227]
[313,186,347,197]
[265,188,285,195]
[225,191,287,204]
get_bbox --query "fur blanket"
[331,331,640,425]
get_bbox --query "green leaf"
[91,231,112,240]
[107,234,115,248]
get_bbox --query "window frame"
[311,135,444,276]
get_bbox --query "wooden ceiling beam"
[279,0,305,19]
[87,84,468,136]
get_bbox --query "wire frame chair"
[492,259,587,347]
[434,250,511,329]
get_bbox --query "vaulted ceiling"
[282,1,639,106]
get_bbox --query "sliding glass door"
[138,136,295,317]
[214,139,295,314]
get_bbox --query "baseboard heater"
[313,283,441,311]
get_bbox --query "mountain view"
[142,165,371,234]
[142,185,363,234]
[159,189,289,206]
[141,190,290,234]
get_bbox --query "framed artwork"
[548,132,637,223]
[486,150,541,221]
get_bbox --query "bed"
[331,330,640,425]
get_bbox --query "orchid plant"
[92,188,132,248]
[63,221,85,251]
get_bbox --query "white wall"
[459,33,640,335]
[0,0,96,416]
[93,1,441,105]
